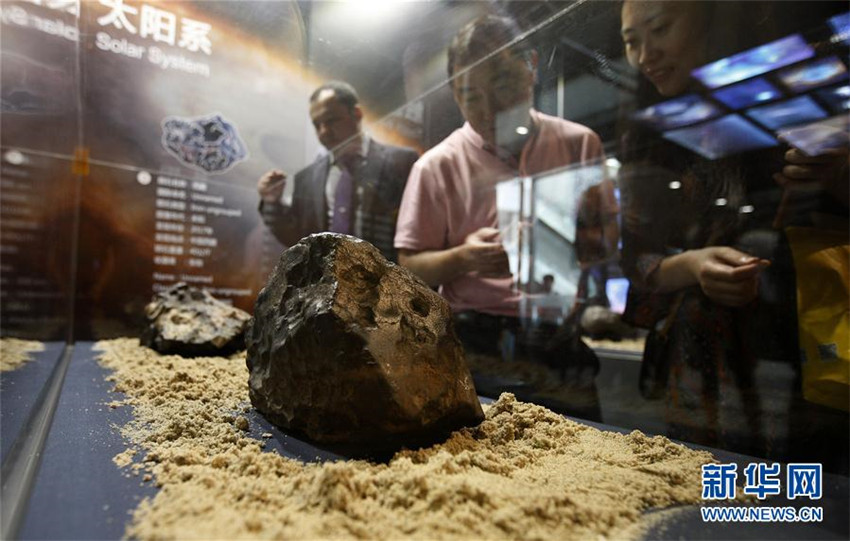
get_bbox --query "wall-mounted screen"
[605,278,629,315]
[664,114,778,159]
[712,78,782,109]
[814,83,850,114]
[691,34,815,89]
[778,115,850,156]
[633,94,723,131]
[829,11,850,44]
[746,95,828,130]
[778,56,848,93]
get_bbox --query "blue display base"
[1,341,65,464]
[11,342,850,540]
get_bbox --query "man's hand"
[459,227,511,278]
[688,247,769,307]
[397,227,511,287]
[258,169,287,203]
[774,148,849,204]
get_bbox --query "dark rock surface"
[141,282,250,357]
[246,233,484,451]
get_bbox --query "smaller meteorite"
[141,282,250,357]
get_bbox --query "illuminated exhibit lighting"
[336,0,406,23]
[715,198,728,206]
[3,149,25,165]
[604,157,622,177]
[137,171,152,185]
[515,126,529,135]
[739,205,755,214]
[668,181,682,190]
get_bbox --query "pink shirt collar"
[460,109,542,171]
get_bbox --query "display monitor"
[746,95,828,130]
[829,11,850,44]
[814,83,850,114]
[691,34,815,89]
[778,56,849,93]
[605,278,629,315]
[632,94,723,131]
[778,115,850,156]
[664,114,778,160]
[712,78,782,109]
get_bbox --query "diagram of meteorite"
[161,113,248,173]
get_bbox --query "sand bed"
[0,338,45,372]
[96,338,714,540]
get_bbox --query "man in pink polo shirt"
[394,14,606,420]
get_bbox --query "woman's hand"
[688,247,769,307]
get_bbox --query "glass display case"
[1,1,847,539]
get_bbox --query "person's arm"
[398,227,511,288]
[398,248,467,288]
[772,148,850,227]
[776,148,849,206]
[651,247,769,307]
[257,169,304,247]
[258,169,286,203]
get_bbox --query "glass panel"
[71,0,307,338]
[1,0,81,341]
[0,0,81,468]
[2,0,847,493]
[368,0,849,475]
[610,0,849,475]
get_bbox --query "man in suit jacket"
[257,81,418,262]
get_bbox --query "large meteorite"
[246,233,484,450]
[141,282,250,357]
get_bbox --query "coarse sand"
[0,338,45,372]
[96,337,716,540]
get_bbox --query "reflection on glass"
[605,278,629,315]
[495,177,528,287]
[828,11,850,44]
[691,34,815,89]
[778,56,849,93]
[778,115,850,156]
[633,94,723,131]
[814,83,850,114]
[712,78,782,109]
[0,52,76,114]
[618,1,849,478]
[663,114,778,159]
[533,165,606,247]
[746,95,828,130]
[2,0,849,503]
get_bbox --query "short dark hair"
[309,81,359,112]
[447,14,531,79]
